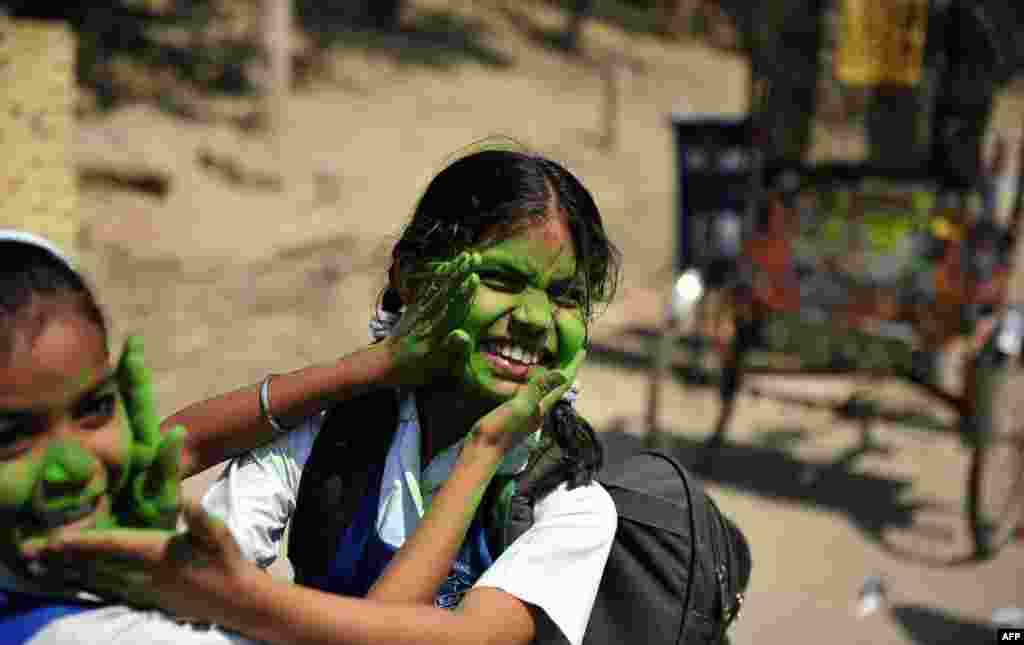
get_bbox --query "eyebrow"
[0,370,117,420]
[479,257,576,286]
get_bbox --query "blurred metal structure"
[655,0,1024,560]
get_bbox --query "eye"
[74,392,118,428]
[550,284,586,308]
[479,270,526,293]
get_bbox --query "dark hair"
[386,148,620,331]
[384,148,621,487]
[0,241,107,360]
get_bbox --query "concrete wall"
[0,17,78,257]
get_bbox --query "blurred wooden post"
[0,16,78,255]
[600,56,628,152]
[258,0,292,163]
[645,306,677,446]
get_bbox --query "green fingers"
[114,335,184,530]
[391,251,483,385]
[411,250,482,337]
[117,336,160,448]
[471,352,585,450]
[442,329,473,366]
[533,348,584,417]
[127,426,184,530]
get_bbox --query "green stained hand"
[115,336,183,530]
[385,250,483,385]
[119,336,161,448]
[127,426,184,530]
[471,348,586,451]
[31,502,253,626]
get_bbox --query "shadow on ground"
[499,5,580,58]
[301,8,514,70]
[891,604,998,645]
[538,0,667,39]
[598,419,976,567]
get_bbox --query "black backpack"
[289,391,751,644]
[496,449,750,645]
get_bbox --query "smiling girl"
[0,231,252,643]
[46,147,623,645]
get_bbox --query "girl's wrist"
[363,339,404,388]
[218,565,281,642]
[465,420,527,457]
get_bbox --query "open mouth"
[479,339,555,381]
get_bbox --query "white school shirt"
[0,563,261,645]
[202,390,616,645]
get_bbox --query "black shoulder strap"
[487,438,573,555]
[288,389,400,586]
[645,451,743,643]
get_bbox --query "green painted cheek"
[460,297,500,395]
[37,440,98,512]
[43,440,95,483]
[0,457,43,511]
[556,312,587,369]
[464,352,503,401]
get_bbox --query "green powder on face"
[0,457,44,510]
[43,440,95,484]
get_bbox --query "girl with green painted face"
[3,229,586,645]
[0,232,258,644]
[45,147,622,645]
[0,237,126,567]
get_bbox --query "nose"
[38,439,96,504]
[510,288,554,338]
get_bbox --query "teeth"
[488,341,541,366]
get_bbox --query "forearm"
[227,570,506,645]
[368,433,505,604]
[169,343,397,477]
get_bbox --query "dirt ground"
[62,1,1024,643]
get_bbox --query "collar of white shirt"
[376,390,539,549]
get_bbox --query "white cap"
[0,229,76,271]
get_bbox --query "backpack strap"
[486,438,572,555]
[484,476,534,555]
[643,451,744,642]
[288,389,400,586]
